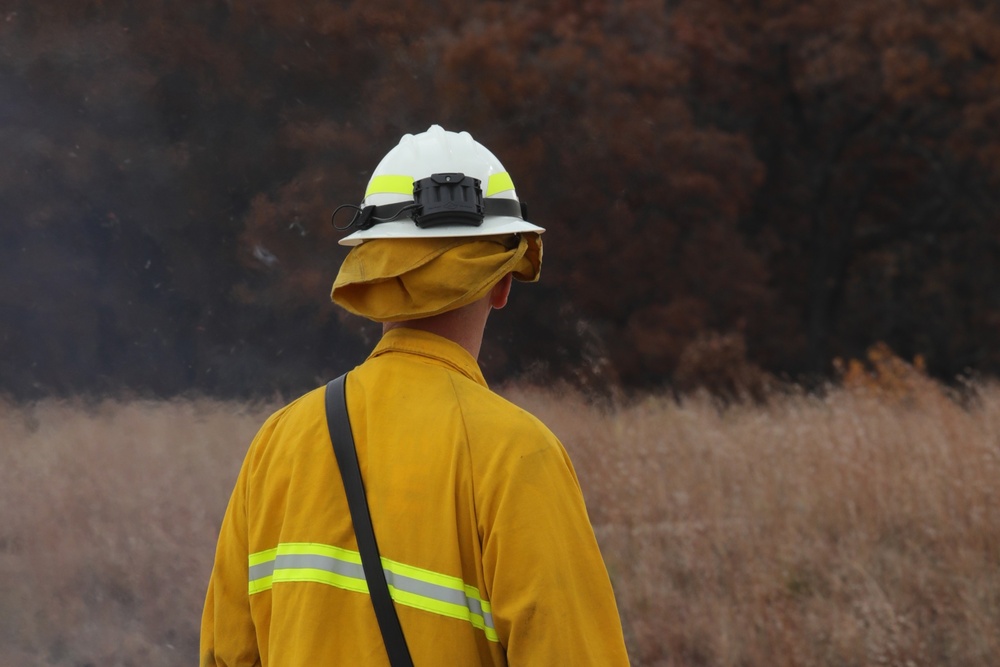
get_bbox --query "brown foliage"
[670,0,1000,375]
[3,0,1000,396]
[834,341,946,406]
[674,331,776,403]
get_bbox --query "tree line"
[2,0,999,398]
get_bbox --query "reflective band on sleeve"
[485,172,515,197]
[248,547,278,594]
[365,175,415,199]
[248,542,498,642]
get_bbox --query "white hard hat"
[337,125,545,246]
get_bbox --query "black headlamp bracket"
[411,173,485,228]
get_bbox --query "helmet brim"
[339,216,545,246]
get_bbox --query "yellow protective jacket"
[201,327,630,666]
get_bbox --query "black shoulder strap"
[325,373,414,667]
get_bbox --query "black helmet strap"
[332,173,528,231]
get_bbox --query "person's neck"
[383,300,491,360]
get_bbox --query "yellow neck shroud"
[332,233,542,322]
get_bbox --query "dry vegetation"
[0,399,273,666]
[2,372,999,666]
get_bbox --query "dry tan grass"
[2,380,999,666]
[0,398,274,666]
[505,379,1000,667]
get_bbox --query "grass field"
[1,374,998,666]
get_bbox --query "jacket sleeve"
[200,447,261,667]
[479,426,631,666]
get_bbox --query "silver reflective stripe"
[277,553,366,580]
[248,543,498,641]
[248,559,275,582]
[383,568,495,632]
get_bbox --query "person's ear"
[490,273,513,310]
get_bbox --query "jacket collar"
[368,327,488,388]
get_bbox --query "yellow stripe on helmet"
[485,172,515,197]
[365,175,415,199]
[366,172,515,199]
[365,171,514,199]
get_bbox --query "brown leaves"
[5,0,1000,396]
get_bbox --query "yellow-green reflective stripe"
[249,547,278,566]
[365,175,414,198]
[280,542,361,562]
[486,172,515,196]
[381,560,494,633]
[248,575,273,595]
[382,567,497,642]
[365,173,515,199]
[247,543,497,642]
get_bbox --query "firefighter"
[201,125,630,665]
